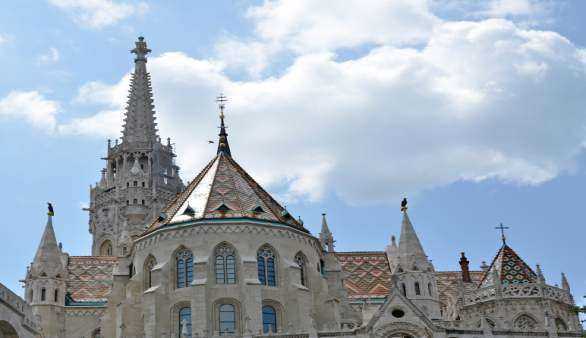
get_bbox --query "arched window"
[100,240,113,256]
[41,288,46,301]
[144,255,156,289]
[401,283,407,296]
[176,249,193,288]
[257,246,276,286]
[427,282,433,296]
[54,289,59,302]
[295,252,308,287]
[514,314,538,331]
[414,282,421,295]
[218,304,236,335]
[215,244,236,284]
[179,307,192,337]
[262,305,278,333]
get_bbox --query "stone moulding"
[134,220,322,254]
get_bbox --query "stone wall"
[0,282,40,338]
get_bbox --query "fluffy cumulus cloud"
[49,2,586,205]
[48,0,148,29]
[0,91,59,132]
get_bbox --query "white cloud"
[48,0,148,29]
[58,16,586,205]
[37,47,60,65]
[0,91,59,132]
[484,0,542,17]
[0,34,8,45]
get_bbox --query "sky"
[0,0,585,312]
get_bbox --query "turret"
[389,199,442,320]
[319,213,335,252]
[25,204,66,337]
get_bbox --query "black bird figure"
[400,198,408,212]
[47,202,55,216]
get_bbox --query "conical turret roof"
[479,244,537,288]
[144,151,306,234]
[31,215,65,277]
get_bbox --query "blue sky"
[0,0,585,312]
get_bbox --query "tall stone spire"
[319,213,335,252]
[216,94,231,157]
[31,209,65,277]
[122,36,158,145]
[89,37,184,256]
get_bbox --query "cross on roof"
[216,93,228,118]
[495,222,509,245]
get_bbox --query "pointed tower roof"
[319,213,335,251]
[122,36,158,145]
[398,211,427,259]
[478,243,537,288]
[143,107,306,235]
[390,199,434,272]
[31,212,65,277]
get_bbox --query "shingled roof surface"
[338,252,393,299]
[66,256,117,304]
[338,251,485,307]
[144,153,307,235]
[479,244,537,288]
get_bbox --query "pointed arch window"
[54,289,59,302]
[215,244,236,284]
[41,288,46,301]
[144,255,157,289]
[262,305,277,334]
[218,304,236,335]
[295,252,308,287]
[257,247,277,286]
[428,283,433,296]
[179,307,192,337]
[414,282,421,295]
[401,283,407,296]
[176,249,193,288]
[100,240,113,256]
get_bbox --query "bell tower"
[88,37,184,256]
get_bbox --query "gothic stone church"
[0,38,581,338]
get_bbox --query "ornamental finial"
[216,93,231,157]
[131,36,151,62]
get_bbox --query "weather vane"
[495,222,509,245]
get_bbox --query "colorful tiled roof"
[435,270,484,314]
[143,153,307,235]
[338,252,393,299]
[66,256,117,305]
[479,244,537,288]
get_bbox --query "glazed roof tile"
[143,153,307,235]
[66,256,117,304]
[479,244,537,288]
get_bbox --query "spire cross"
[495,223,509,245]
[216,93,228,119]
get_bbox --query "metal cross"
[216,93,228,118]
[495,223,509,245]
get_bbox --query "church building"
[0,37,581,338]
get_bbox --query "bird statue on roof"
[400,198,408,212]
[47,202,55,216]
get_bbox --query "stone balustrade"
[464,283,573,306]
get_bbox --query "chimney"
[459,252,471,283]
